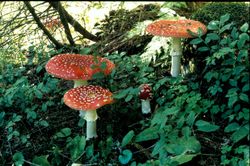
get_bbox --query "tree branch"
[23,1,63,49]
[49,1,100,42]
[49,2,75,46]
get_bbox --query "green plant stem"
[170,37,183,77]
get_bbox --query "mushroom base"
[84,110,98,140]
[170,37,183,77]
[86,121,97,140]
[141,100,151,114]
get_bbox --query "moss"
[191,2,250,27]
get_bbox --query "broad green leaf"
[118,149,133,165]
[197,46,209,52]
[135,126,159,142]
[207,21,219,30]
[85,144,94,159]
[39,120,49,127]
[56,128,71,138]
[242,84,249,92]
[219,23,232,34]
[32,155,51,166]
[13,152,24,166]
[121,130,135,147]
[0,112,5,127]
[195,120,220,132]
[206,33,220,41]
[231,125,249,143]
[125,94,133,102]
[237,33,249,49]
[166,136,201,155]
[190,38,203,45]
[152,138,165,156]
[220,14,230,24]
[224,122,240,132]
[240,23,249,32]
[171,154,198,165]
[239,93,249,103]
[66,135,86,161]
[228,96,238,108]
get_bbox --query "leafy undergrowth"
[0,14,249,166]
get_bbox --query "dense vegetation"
[0,2,249,166]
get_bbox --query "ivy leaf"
[66,135,86,161]
[240,23,249,32]
[224,122,240,132]
[32,155,51,166]
[135,126,159,142]
[121,130,135,147]
[231,125,249,143]
[118,149,133,165]
[195,120,220,132]
[13,152,24,166]
[171,154,198,165]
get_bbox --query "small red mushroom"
[45,54,115,87]
[146,19,207,77]
[63,85,113,140]
[139,84,153,114]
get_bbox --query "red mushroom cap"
[45,54,115,80]
[146,19,207,38]
[63,85,113,111]
[139,84,153,100]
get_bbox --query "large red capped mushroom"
[146,19,207,77]
[63,85,113,140]
[45,54,115,87]
[139,84,153,114]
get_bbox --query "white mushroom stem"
[141,99,151,114]
[73,80,88,88]
[84,110,98,140]
[170,37,183,77]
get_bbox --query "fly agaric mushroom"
[45,54,115,88]
[146,19,207,77]
[139,84,153,114]
[63,85,113,140]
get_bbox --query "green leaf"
[240,23,249,32]
[56,128,71,138]
[66,135,86,161]
[0,112,5,127]
[197,46,209,52]
[195,120,220,132]
[219,23,232,34]
[239,93,249,103]
[85,144,94,159]
[228,95,238,108]
[125,94,133,102]
[135,126,159,142]
[224,122,240,132]
[166,136,201,155]
[32,155,51,166]
[242,84,249,92]
[152,138,165,156]
[231,125,249,143]
[39,120,49,127]
[206,33,220,41]
[207,21,219,30]
[121,130,135,147]
[171,154,198,165]
[190,38,203,45]
[220,14,230,24]
[118,149,133,165]
[13,152,24,166]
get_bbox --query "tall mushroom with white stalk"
[63,85,113,140]
[45,54,115,117]
[146,19,207,77]
[139,84,153,114]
